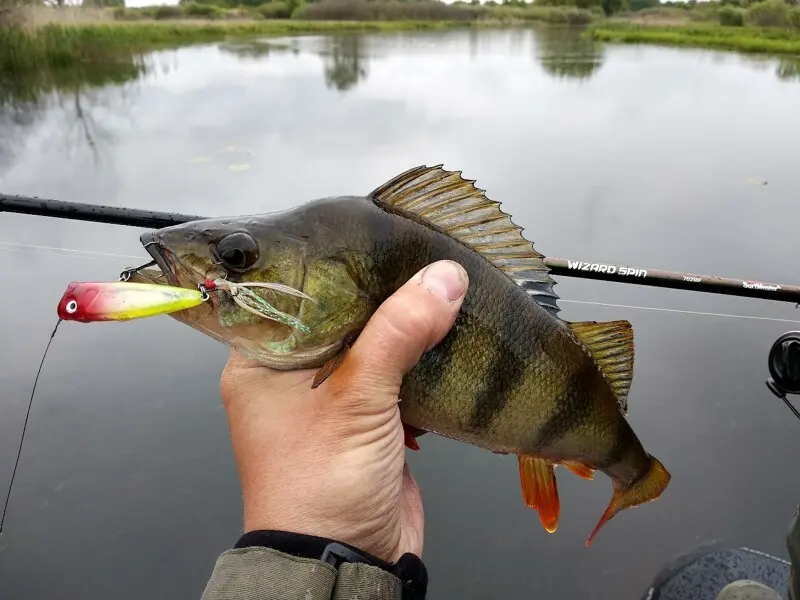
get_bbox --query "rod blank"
[0,194,203,229]
[3,193,799,305]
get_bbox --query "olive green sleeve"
[200,546,405,600]
[787,504,800,600]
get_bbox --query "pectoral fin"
[518,455,560,534]
[403,424,425,451]
[311,332,360,389]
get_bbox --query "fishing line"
[0,319,62,534]
[0,241,142,261]
[561,299,800,325]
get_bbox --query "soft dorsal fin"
[567,320,634,414]
[368,165,560,316]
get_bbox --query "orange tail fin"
[518,455,560,534]
[585,456,671,547]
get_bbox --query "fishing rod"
[4,192,800,304]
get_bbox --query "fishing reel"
[766,331,800,420]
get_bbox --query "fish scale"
[134,164,671,547]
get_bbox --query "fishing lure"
[57,281,207,322]
[57,278,315,333]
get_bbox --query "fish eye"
[214,232,259,271]
[65,300,78,314]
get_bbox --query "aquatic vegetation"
[588,21,800,54]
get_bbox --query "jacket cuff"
[201,546,338,600]
[231,530,427,600]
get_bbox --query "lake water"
[2,25,800,600]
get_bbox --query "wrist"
[235,530,428,600]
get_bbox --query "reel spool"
[766,331,800,420]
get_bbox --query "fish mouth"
[140,230,181,287]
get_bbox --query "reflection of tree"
[535,25,604,81]
[219,35,370,92]
[740,54,800,83]
[218,39,300,60]
[776,57,800,82]
[0,57,147,171]
[321,34,368,92]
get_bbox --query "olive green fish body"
[138,165,670,546]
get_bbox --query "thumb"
[328,260,468,401]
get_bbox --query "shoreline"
[587,21,800,56]
[3,7,800,80]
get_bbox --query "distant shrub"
[718,4,745,23]
[746,0,791,26]
[183,2,227,17]
[257,1,293,18]
[292,0,479,21]
[153,4,183,18]
[483,4,595,22]
[563,6,594,21]
[628,0,660,11]
[113,6,134,18]
[573,0,603,9]
[686,2,719,19]
[632,5,690,18]
[791,5,800,25]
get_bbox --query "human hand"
[218,260,469,563]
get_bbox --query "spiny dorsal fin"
[368,165,560,316]
[567,320,634,414]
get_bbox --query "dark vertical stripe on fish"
[534,359,597,450]
[466,292,526,432]
[413,311,464,406]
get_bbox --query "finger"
[329,260,468,399]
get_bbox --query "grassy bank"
[0,2,601,77]
[588,0,800,55]
[0,19,472,76]
[589,21,800,54]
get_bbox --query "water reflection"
[777,57,800,82]
[535,25,605,81]
[219,34,369,91]
[738,53,800,83]
[0,59,148,169]
[320,35,369,92]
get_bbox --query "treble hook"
[118,259,157,282]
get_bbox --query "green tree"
[601,0,624,14]
[82,0,124,7]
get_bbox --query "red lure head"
[57,282,101,322]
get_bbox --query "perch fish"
[129,164,671,546]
